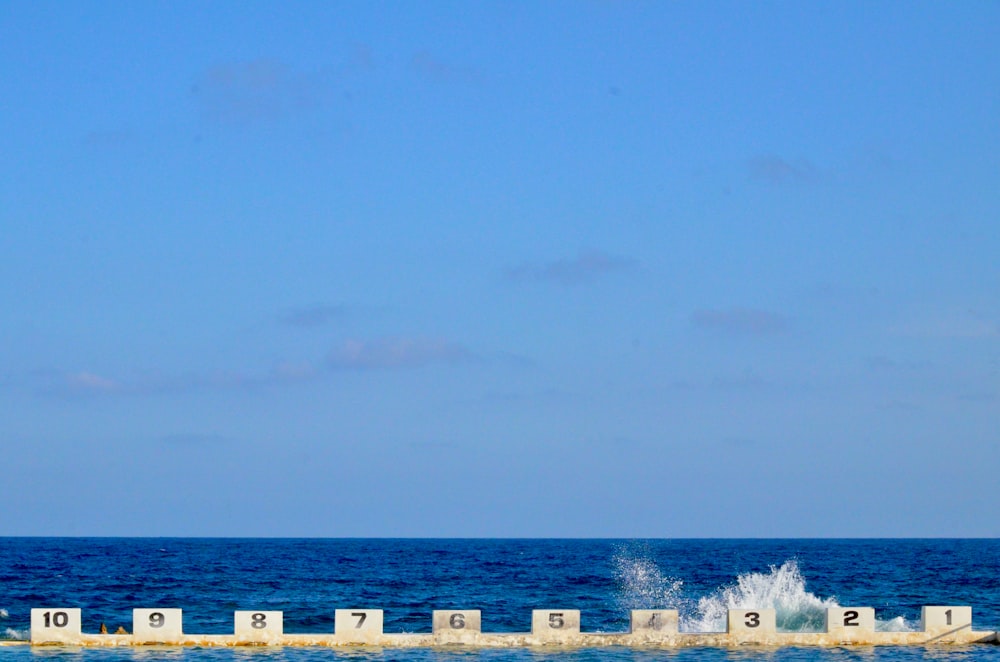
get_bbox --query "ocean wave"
[690,560,837,632]
[3,627,28,641]
[614,554,912,633]
[0,608,8,618]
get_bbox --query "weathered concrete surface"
[432,609,482,643]
[133,608,183,644]
[334,609,383,643]
[234,610,283,644]
[18,606,1000,647]
[18,629,1000,647]
[630,609,679,639]
[30,608,82,644]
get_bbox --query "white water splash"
[613,554,913,633]
[613,550,684,610]
[689,560,837,632]
[0,608,8,618]
[3,627,28,641]
[877,615,914,632]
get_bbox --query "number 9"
[149,612,165,628]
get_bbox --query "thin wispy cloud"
[411,51,481,83]
[691,307,789,335]
[158,433,230,447]
[747,155,818,184]
[191,59,332,124]
[277,303,347,328]
[505,251,638,285]
[888,312,999,339]
[327,338,473,370]
[41,334,474,399]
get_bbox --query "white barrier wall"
[727,608,776,635]
[133,608,183,643]
[531,609,581,641]
[235,610,283,643]
[922,606,973,634]
[16,604,996,647]
[825,607,875,640]
[334,609,383,643]
[433,610,482,635]
[30,608,82,644]
[630,609,679,637]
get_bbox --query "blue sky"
[2,1,997,537]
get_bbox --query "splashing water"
[690,560,838,632]
[3,627,29,641]
[612,549,684,610]
[0,609,8,618]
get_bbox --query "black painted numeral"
[149,612,165,628]
[43,611,69,628]
[251,613,267,630]
[449,613,465,629]
[549,613,565,629]
[648,612,662,630]
[844,610,860,627]
[945,609,952,626]
[353,612,367,628]
[745,612,761,628]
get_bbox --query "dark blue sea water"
[2,539,998,660]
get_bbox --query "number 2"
[843,610,859,626]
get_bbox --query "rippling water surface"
[2,539,998,661]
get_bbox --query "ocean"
[1,538,998,660]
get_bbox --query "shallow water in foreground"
[2,539,999,660]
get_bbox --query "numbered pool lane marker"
[235,610,283,643]
[133,608,183,643]
[30,608,82,644]
[334,609,383,643]
[531,610,581,641]
[630,609,679,637]
[432,610,482,636]
[921,606,972,635]
[727,609,776,637]
[825,607,875,638]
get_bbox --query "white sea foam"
[4,627,28,641]
[0,608,8,618]
[613,549,684,610]
[613,554,912,633]
[876,615,914,632]
[690,560,837,632]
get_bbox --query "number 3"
[745,612,760,627]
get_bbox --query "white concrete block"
[921,606,972,633]
[531,610,581,640]
[630,609,679,636]
[727,609,776,634]
[432,610,482,634]
[825,607,875,638]
[30,608,82,643]
[334,609,383,642]
[235,610,283,643]
[133,608,183,643]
